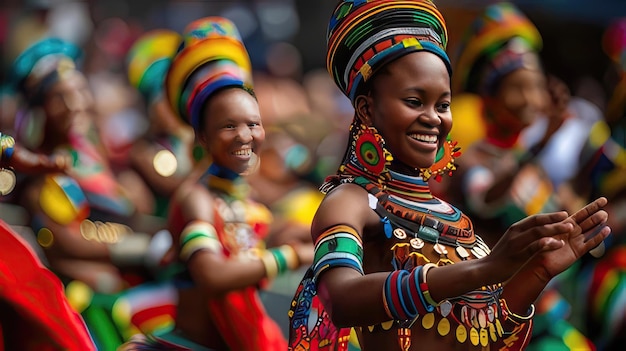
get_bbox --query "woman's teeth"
[409,134,437,143]
[233,149,252,156]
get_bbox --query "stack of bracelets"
[179,220,299,279]
[383,263,438,324]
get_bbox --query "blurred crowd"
[0,1,625,351]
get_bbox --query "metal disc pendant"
[472,246,487,258]
[0,168,16,195]
[410,237,424,249]
[393,228,407,239]
[456,324,467,343]
[437,317,451,336]
[469,327,480,346]
[439,300,452,317]
[421,312,435,329]
[456,246,470,260]
[489,323,498,342]
[487,305,495,322]
[478,309,487,328]
[495,319,504,337]
[433,243,448,255]
[480,328,489,346]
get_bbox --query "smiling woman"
[118,16,312,351]
[286,1,612,351]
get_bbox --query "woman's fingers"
[582,225,611,257]
[514,211,569,232]
[569,197,608,225]
[577,210,609,239]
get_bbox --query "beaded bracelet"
[420,263,439,307]
[383,265,438,322]
[501,299,536,325]
[259,245,299,279]
[260,250,279,279]
[179,220,223,262]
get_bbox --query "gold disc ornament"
[456,324,467,343]
[0,168,16,195]
[437,317,451,336]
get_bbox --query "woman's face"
[200,88,265,175]
[494,68,548,129]
[366,51,452,170]
[42,70,94,135]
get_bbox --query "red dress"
[0,220,96,350]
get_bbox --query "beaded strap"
[313,224,364,280]
[179,220,223,262]
[497,299,535,351]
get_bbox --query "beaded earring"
[420,135,461,182]
[351,121,393,185]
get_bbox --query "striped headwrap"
[165,17,252,131]
[11,37,82,105]
[127,29,182,104]
[453,2,542,95]
[326,0,451,104]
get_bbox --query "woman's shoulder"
[171,180,213,219]
[312,182,375,240]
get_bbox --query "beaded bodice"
[325,170,507,348]
[202,163,271,255]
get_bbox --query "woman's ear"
[354,95,373,126]
[196,130,209,150]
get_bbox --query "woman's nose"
[236,126,253,142]
[419,108,442,126]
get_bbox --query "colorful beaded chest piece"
[288,172,534,351]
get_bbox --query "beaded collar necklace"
[203,163,250,201]
[323,168,478,250]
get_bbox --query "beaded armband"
[259,245,300,279]
[313,224,364,280]
[0,133,15,163]
[179,220,223,262]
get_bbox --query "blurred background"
[1,1,626,350]
[2,0,626,86]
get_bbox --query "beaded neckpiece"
[322,165,512,350]
[322,170,482,252]
[204,163,251,201]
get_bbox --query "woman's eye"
[405,99,423,107]
[438,103,451,112]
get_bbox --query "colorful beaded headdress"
[127,29,182,104]
[453,2,542,95]
[11,37,82,105]
[165,17,252,131]
[326,0,451,105]
[325,0,459,185]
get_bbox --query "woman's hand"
[6,144,68,174]
[531,197,611,282]
[485,211,574,283]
